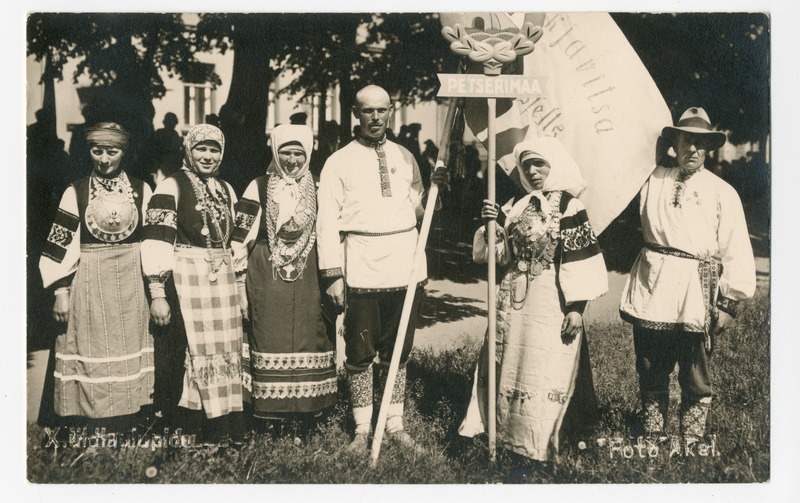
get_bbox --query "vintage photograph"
[21,5,776,491]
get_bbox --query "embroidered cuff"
[146,271,172,286]
[320,267,343,279]
[716,296,739,318]
[54,287,70,297]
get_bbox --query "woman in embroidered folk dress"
[231,124,337,431]
[39,122,155,433]
[142,124,249,444]
[459,137,608,462]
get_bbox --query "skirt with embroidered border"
[54,243,154,419]
[245,242,337,418]
[458,265,598,461]
[173,245,250,419]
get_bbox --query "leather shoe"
[345,432,369,454]
[387,430,426,455]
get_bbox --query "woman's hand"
[150,297,171,326]
[53,291,70,323]
[561,312,583,343]
[481,199,500,223]
[238,284,249,321]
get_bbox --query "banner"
[443,12,672,233]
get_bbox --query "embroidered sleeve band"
[42,208,80,263]
[560,209,601,264]
[142,194,177,243]
[232,197,260,243]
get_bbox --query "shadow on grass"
[417,292,486,329]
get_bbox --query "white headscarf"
[268,124,314,232]
[512,136,587,195]
[505,137,588,225]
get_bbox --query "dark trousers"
[633,326,712,402]
[343,286,424,371]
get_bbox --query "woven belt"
[346,225,416,237]
[645,242,720,352]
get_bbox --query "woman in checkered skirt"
[142,124,250,445]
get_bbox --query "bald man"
[316,85,449,454]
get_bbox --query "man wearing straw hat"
[620,107,756,446]
[316,85,449,454]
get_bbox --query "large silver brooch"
[85,191,138,242]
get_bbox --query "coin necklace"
[509,191,562,309]
[186,171,230,282]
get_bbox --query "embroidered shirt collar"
[355,135,387,149]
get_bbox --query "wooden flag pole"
[485,97,497,462]
[370,97,461,465]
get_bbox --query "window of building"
[184,84,216,126]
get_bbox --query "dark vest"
[173,170,235,248]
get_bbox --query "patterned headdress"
[183,123,225,176]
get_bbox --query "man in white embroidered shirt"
[619,107,756,447]
[316,85,449,454]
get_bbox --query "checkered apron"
[174,245,246,418]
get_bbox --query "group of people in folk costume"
[39,80,755,460]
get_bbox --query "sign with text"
[437,74,544,98]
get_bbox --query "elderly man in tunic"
[316,85,449,453]
[619,107,756,445]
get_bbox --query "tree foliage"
[277,13,458,138]
[27,13,218,99]
[611,12,770,146]
[26,12,771,152]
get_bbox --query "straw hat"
[661,107,727,150]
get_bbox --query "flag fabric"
[443,12,672,233]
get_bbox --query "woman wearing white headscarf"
[142,123,249,445]
[459,137,608,462]
[39,122,154,433]
[231,124,337,430]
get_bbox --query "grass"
[27,289,770,484]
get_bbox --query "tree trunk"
[218,14,278,195]
[339,77,355,143]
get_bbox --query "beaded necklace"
[264,172,317,281]
[185,170,231,282]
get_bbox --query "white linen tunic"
[619,166,756,332]
[316,139,427,290]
